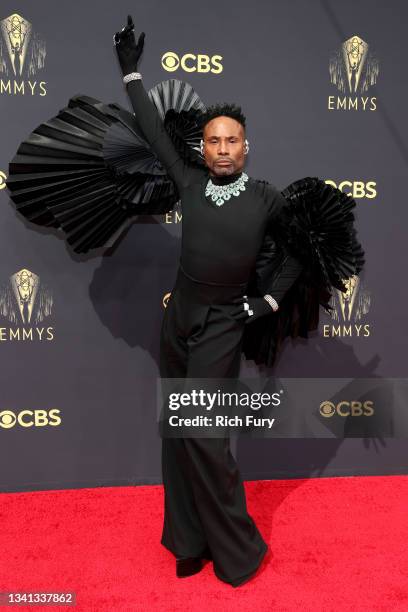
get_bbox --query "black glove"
[114,14,145,76]
[229,295,276,325]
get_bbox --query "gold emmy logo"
[322,275,371,338]
[328,35,379,111]
[163,292,171,308]
[161,51,223,74]
[331,276,371,323]
[0,13,46,96]
[319,400,374,418]
[0,268,54,341]
[0,170,7,189]
[0,409,61,429]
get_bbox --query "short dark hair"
[199,103,246,133]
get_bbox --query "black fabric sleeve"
[258,189,304,305]
[125,79,203,191]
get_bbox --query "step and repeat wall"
[0,1,407,492]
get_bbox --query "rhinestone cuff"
[123,72,142,84]
[263,294,279,312]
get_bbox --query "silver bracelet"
[123,72,142,84]
[263,294,279,312]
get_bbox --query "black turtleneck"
[126,78,303,294]
[208,171,243,185]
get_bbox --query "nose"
[217,139,230,155]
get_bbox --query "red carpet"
[1,476,407,611]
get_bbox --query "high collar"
[207,170,243,185]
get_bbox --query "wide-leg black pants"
[159,265,268,586]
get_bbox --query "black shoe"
[175,545,213,578]
[176,556,203,578]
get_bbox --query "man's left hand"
[229,295,275,324]
[113,14,145,76]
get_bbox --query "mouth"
[215,160,233,166]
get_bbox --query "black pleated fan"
[6,79,206,254]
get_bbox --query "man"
[114,15,304,588]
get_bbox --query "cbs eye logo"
[0,409,61,429]
[319,401,374,418]
[163,292,171,308]
[161,51,223,73]
[0,171,7,190]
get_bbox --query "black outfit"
[125,79,303,586]
[5,70,365,587]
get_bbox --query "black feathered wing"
[242,177,365,367]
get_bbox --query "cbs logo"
[163,292,171,308]
[325,180,377,199]
[0,171,7,190]
[0,409,61,429]
[161,51,223,73]
[319,401,374,418]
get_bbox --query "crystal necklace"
[205,172,249,206]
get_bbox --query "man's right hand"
[114,14,145,76]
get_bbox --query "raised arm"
[113,15,202,191]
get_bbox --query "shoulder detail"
[249,177,281,202]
